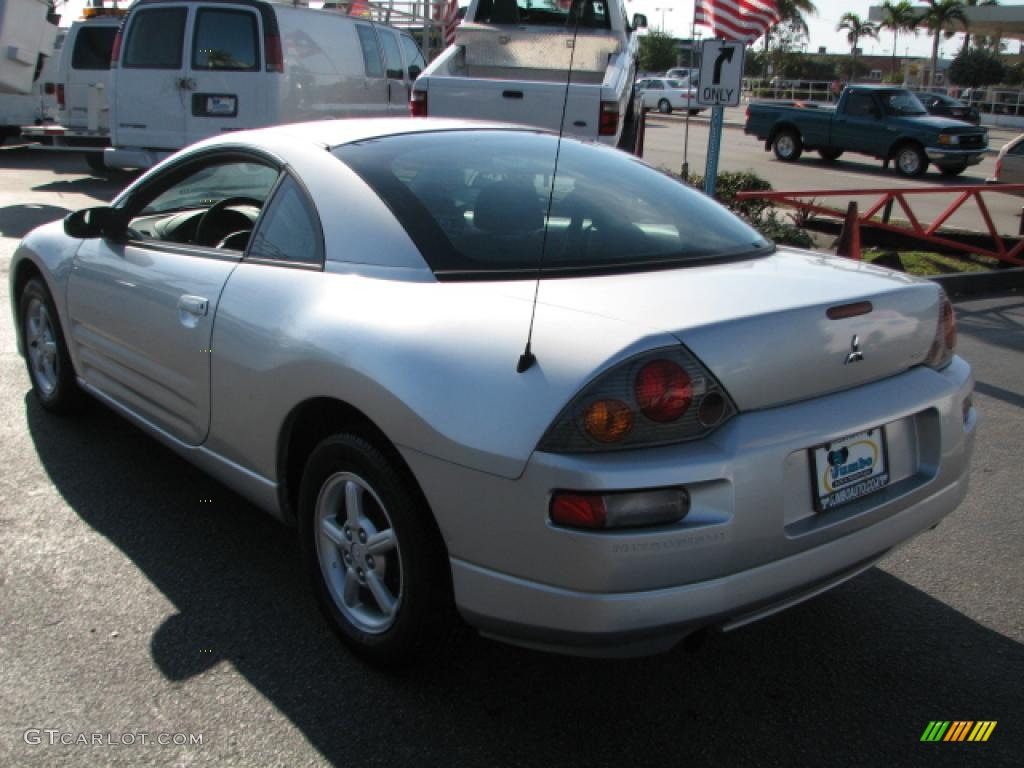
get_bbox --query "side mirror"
[632,13,647,30]
[408,65,422,80]
[63,207,128,240]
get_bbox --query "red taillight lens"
[410,90,427,117]
[598,100,618,136]
[635,360,692,423]
[265,33,283,72]
[56,83,65,108]
[550,493,607,529]
[110,29,122,65]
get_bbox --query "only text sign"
[697,40,745,108]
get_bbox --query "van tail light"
[538,347,735,453]
[265,33,284,72]
[110,29,122,65]
[925,290,957,370]
[598,100,619,136]
[410,89,427,117]
[551,488,691,530]
[56,84,65,108]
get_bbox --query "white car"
[989,133,1024,191]
[635,77,702,115]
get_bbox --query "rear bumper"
[104,147,171,171]
[405,358,976,656]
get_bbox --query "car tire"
[818,148,843,161]
[299,433,453,667]
[687,109,700,116]
[772,129,803,162]
[18,277,81,414]
[658,99,672,114]
[894,143,927,177]
[84,152,107,175]
[939,163,968,177]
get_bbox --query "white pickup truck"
[411,0,647,150]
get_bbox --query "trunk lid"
[535,249,942,410]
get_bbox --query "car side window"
[400,34,426,78]
[247,175,323,266]
[648,80,664,90]
[1009,141,1024,157]
[192,9,260,71]
[127,160,279,250]
[356,25,384,78]
[377,28,403,80]
[846,92,877,118]
[123,8,187,70]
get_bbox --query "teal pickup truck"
[744,85,988,177]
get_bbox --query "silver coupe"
[10,119,976,664]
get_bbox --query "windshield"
[335,131,772,280]
[474,0,611,29]
[881,90,927,116]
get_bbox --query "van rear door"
[65,22,117,131]
[114,5,189,148]
[184,4,266,145]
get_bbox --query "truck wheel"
[939,163,968,177]
[772,130,802,162]
[84,152,107,175]
[894,144,927,177]
[818,148,843,161]
[658,99,672,114]
[687,109,700,116]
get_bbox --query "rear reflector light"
[598,101,618,136]
[551,488,690,530]
[110,29,122,65]
[635,359,692,423]
[56,83,64,108]
[410,90,427,117]
[265,33,284,72]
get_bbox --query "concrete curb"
[929,268,1024,298]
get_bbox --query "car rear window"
[72,26,117,70]
[334,131,771,280]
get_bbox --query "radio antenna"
[517,0,583,374]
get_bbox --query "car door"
[832,91,888,156]
[399,32,426,85]
[66,153,281,446]
[1001,139,1024,184]
[113,4,190,149]
[642,79,664,109]
[354,23,389,116]
[185,4,266,145]
[375,27,407,115]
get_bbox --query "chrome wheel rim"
[315,472,402,634]
[899,149,921,175]
[776,135,795,158]
[24,297,58,396]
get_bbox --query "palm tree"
[837,13,879,82]
[880,1,919,82]
[919,0,968,88]
[776,0,818,37]
[961,0,998,54]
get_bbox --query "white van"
[105,0,426,170]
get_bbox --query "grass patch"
[862,248,1000,276]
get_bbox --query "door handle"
[177,77,197,91]
[178,295,209,317]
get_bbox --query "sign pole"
[703,105,724,197]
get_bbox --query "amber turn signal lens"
[583,399,634,443]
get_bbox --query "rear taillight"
[110,29,122,65]
[550,488,690,530]
[56,83,65,108]
[265,33,283,72]
[925,291,957,370]
[598,100,618,136]
[410,89,427,117]
[538,347,735,453]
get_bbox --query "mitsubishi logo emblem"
[845,335,865,365]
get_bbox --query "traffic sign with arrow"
[697,40,745,107]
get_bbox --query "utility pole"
[655,7,672,31]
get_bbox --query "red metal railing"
[735,184,1024,266]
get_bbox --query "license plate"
[207,96,236,115]
[811,427,889,512]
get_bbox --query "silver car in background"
[635,77,703,115]
[11,119,975,665]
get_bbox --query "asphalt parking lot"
[0,145,1022,767]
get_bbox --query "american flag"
[695,0,781,43]
[442,0,460,47]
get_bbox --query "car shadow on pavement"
[24,393,1022,767]
[0,204,71,238]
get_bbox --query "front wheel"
[687,109,700,116]
[894,144,927,177]
[19,278,81,413]
[84,152,106,175]
[299,434,453,666]
[772,129,803,162]
[658,99,672,114]
[939,163,968,177]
